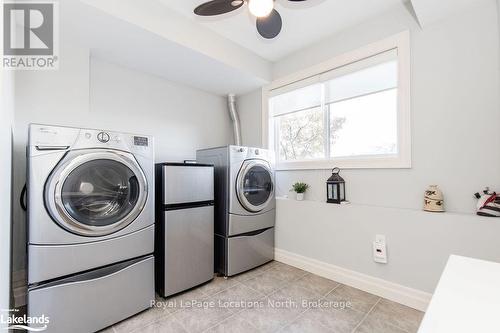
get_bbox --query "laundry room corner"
[10,24,234,306]
[4,0,500,332]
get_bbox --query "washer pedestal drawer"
[28,255,154,333]
[28,225,154,284]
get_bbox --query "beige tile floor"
[101,261,424,333]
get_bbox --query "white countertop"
[418,255,500,333]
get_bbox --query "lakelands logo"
[2,1,59,70]
[1,309,49,331]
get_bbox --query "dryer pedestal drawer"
[227,228,274,276]
[28,255,154,333]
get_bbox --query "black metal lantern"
[326,167,346,204]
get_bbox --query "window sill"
[275,156,411,171]
[276,197,496,221]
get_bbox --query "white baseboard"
[274,248,431,312]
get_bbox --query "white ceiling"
[68,0,270,95]
[158,0,410,61]
[410,0,488,28]
[65,0,483,96]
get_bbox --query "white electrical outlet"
[373,234,387,264]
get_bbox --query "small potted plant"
[291,182,309,201]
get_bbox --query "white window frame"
[262,31,411,171]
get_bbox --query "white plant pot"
[296,193,304,201]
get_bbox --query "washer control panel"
[79,129,151,153]
[30,125,153,158]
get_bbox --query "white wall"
[257,0,500,297]
[89,58,231,161]
[0,68,15,325]
[12,42,231,280]
[236,89,262,147]
[273,0,499,214]
[79,0,271,84]
[277,198,500,294]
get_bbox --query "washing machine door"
[45,149,148,237]
[236,160,274,213]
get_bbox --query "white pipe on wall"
[227,94,242,146]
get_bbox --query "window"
[266,32,410,170]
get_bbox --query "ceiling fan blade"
[194,0,244,16]
[256,9,282,39]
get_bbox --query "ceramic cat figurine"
[424,185,444,212]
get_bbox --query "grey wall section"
[0,68,15,325]
[276,198,500,293]
[236,89,263,148]
[89,58,232,161]
[12,43,231,281]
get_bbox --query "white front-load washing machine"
[27,124,155,333]
[197,146,275,277]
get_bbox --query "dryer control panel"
[230,145,273,165]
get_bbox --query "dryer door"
[45,149,148,237]
[236,160,274,213]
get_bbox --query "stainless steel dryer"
[27,124,155,333]
[197,146,275,277]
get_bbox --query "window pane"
[325,60,397,104]
[330,89,398,158]
[277,107,325,161]
[270,83,322,117]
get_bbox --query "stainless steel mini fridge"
[155,162,214,297]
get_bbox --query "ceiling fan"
[194,0,307,39]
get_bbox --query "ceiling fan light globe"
[248,0,274,18]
